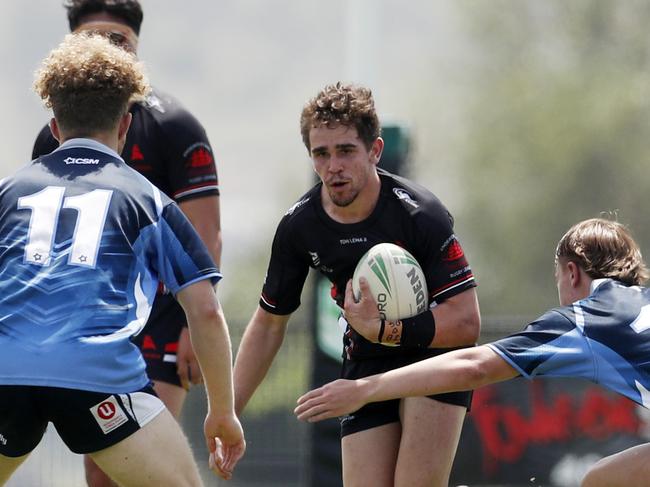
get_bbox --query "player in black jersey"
[233,82,481,487]
[31,2,222,486]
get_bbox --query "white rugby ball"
[352,243,428,322]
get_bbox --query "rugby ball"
[352,243,428,321]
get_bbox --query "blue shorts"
[0,384,164,457]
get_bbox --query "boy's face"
[74,13,139,54]
[308,124,382,208]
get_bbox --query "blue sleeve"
[487,309,596,381]
[138,202,220,294]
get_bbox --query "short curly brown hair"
[34,32,149,135]
[300,82,381,152]
[555,218,649,286]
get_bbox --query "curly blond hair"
[300,82,381,151]
[34,32,149,135]
[556,218,649,286]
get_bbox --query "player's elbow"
[186,298,222,330]
[461,350,493,388]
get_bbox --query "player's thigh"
[0,453,30,485]
[581,443,650,487]
[341,422,401,487]
[152,380,187,419]
[394,396,466,487]
[90,408,202,487]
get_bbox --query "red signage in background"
[450,378,646,486]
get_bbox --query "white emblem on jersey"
[393,188,419,208]
[285,197,310,215]
[64,157,100,165]
[90,396,129,434]
[144,93,165,113]
[0,433,6,445]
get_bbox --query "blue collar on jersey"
[55,138,124,162]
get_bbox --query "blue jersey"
[489,279,650,408]
[0,139,220,393]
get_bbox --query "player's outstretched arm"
[295,344,518,422]
[233,306,291,416]
[176,280,245,480]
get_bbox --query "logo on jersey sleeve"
[90,396,129,434]
[183,142,215,169]
[393,188,419,208]
[443,238,465,261]
[0,433,7,445]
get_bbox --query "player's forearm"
[361,346,510,403]
[189,307,236,415]
[233,320,286,415]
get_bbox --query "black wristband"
[377,319,386,343]
[399,311,436,348]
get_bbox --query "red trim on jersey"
[164,343,178,353]
[430,274,475,298]
[172,182,219,199]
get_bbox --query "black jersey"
[260,169,476,359]
[32,88,219,203]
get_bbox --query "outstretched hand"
[344,278,382,343]
[204,412,246,480]
[294,378,369,422]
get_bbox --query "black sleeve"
[258,216,310,315]
[157,108,220,202]
[32,124,59,159]
[413,199,476,304]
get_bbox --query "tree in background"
[455,0,650,318]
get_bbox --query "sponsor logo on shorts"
[0,433,6,445]
[90,396,129,434]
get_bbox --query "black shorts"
[0,384,164,457]
[339,350,473,438]
[132,293,186,387]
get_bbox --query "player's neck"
[321,176,381,224]
[59,131,120,153]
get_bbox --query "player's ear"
[567,261,581,287]
[49,118,61,142]
[118,112,133,140]
[370,137,384,165]
[117,112,132,155]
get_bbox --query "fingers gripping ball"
[352,243,428,322]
